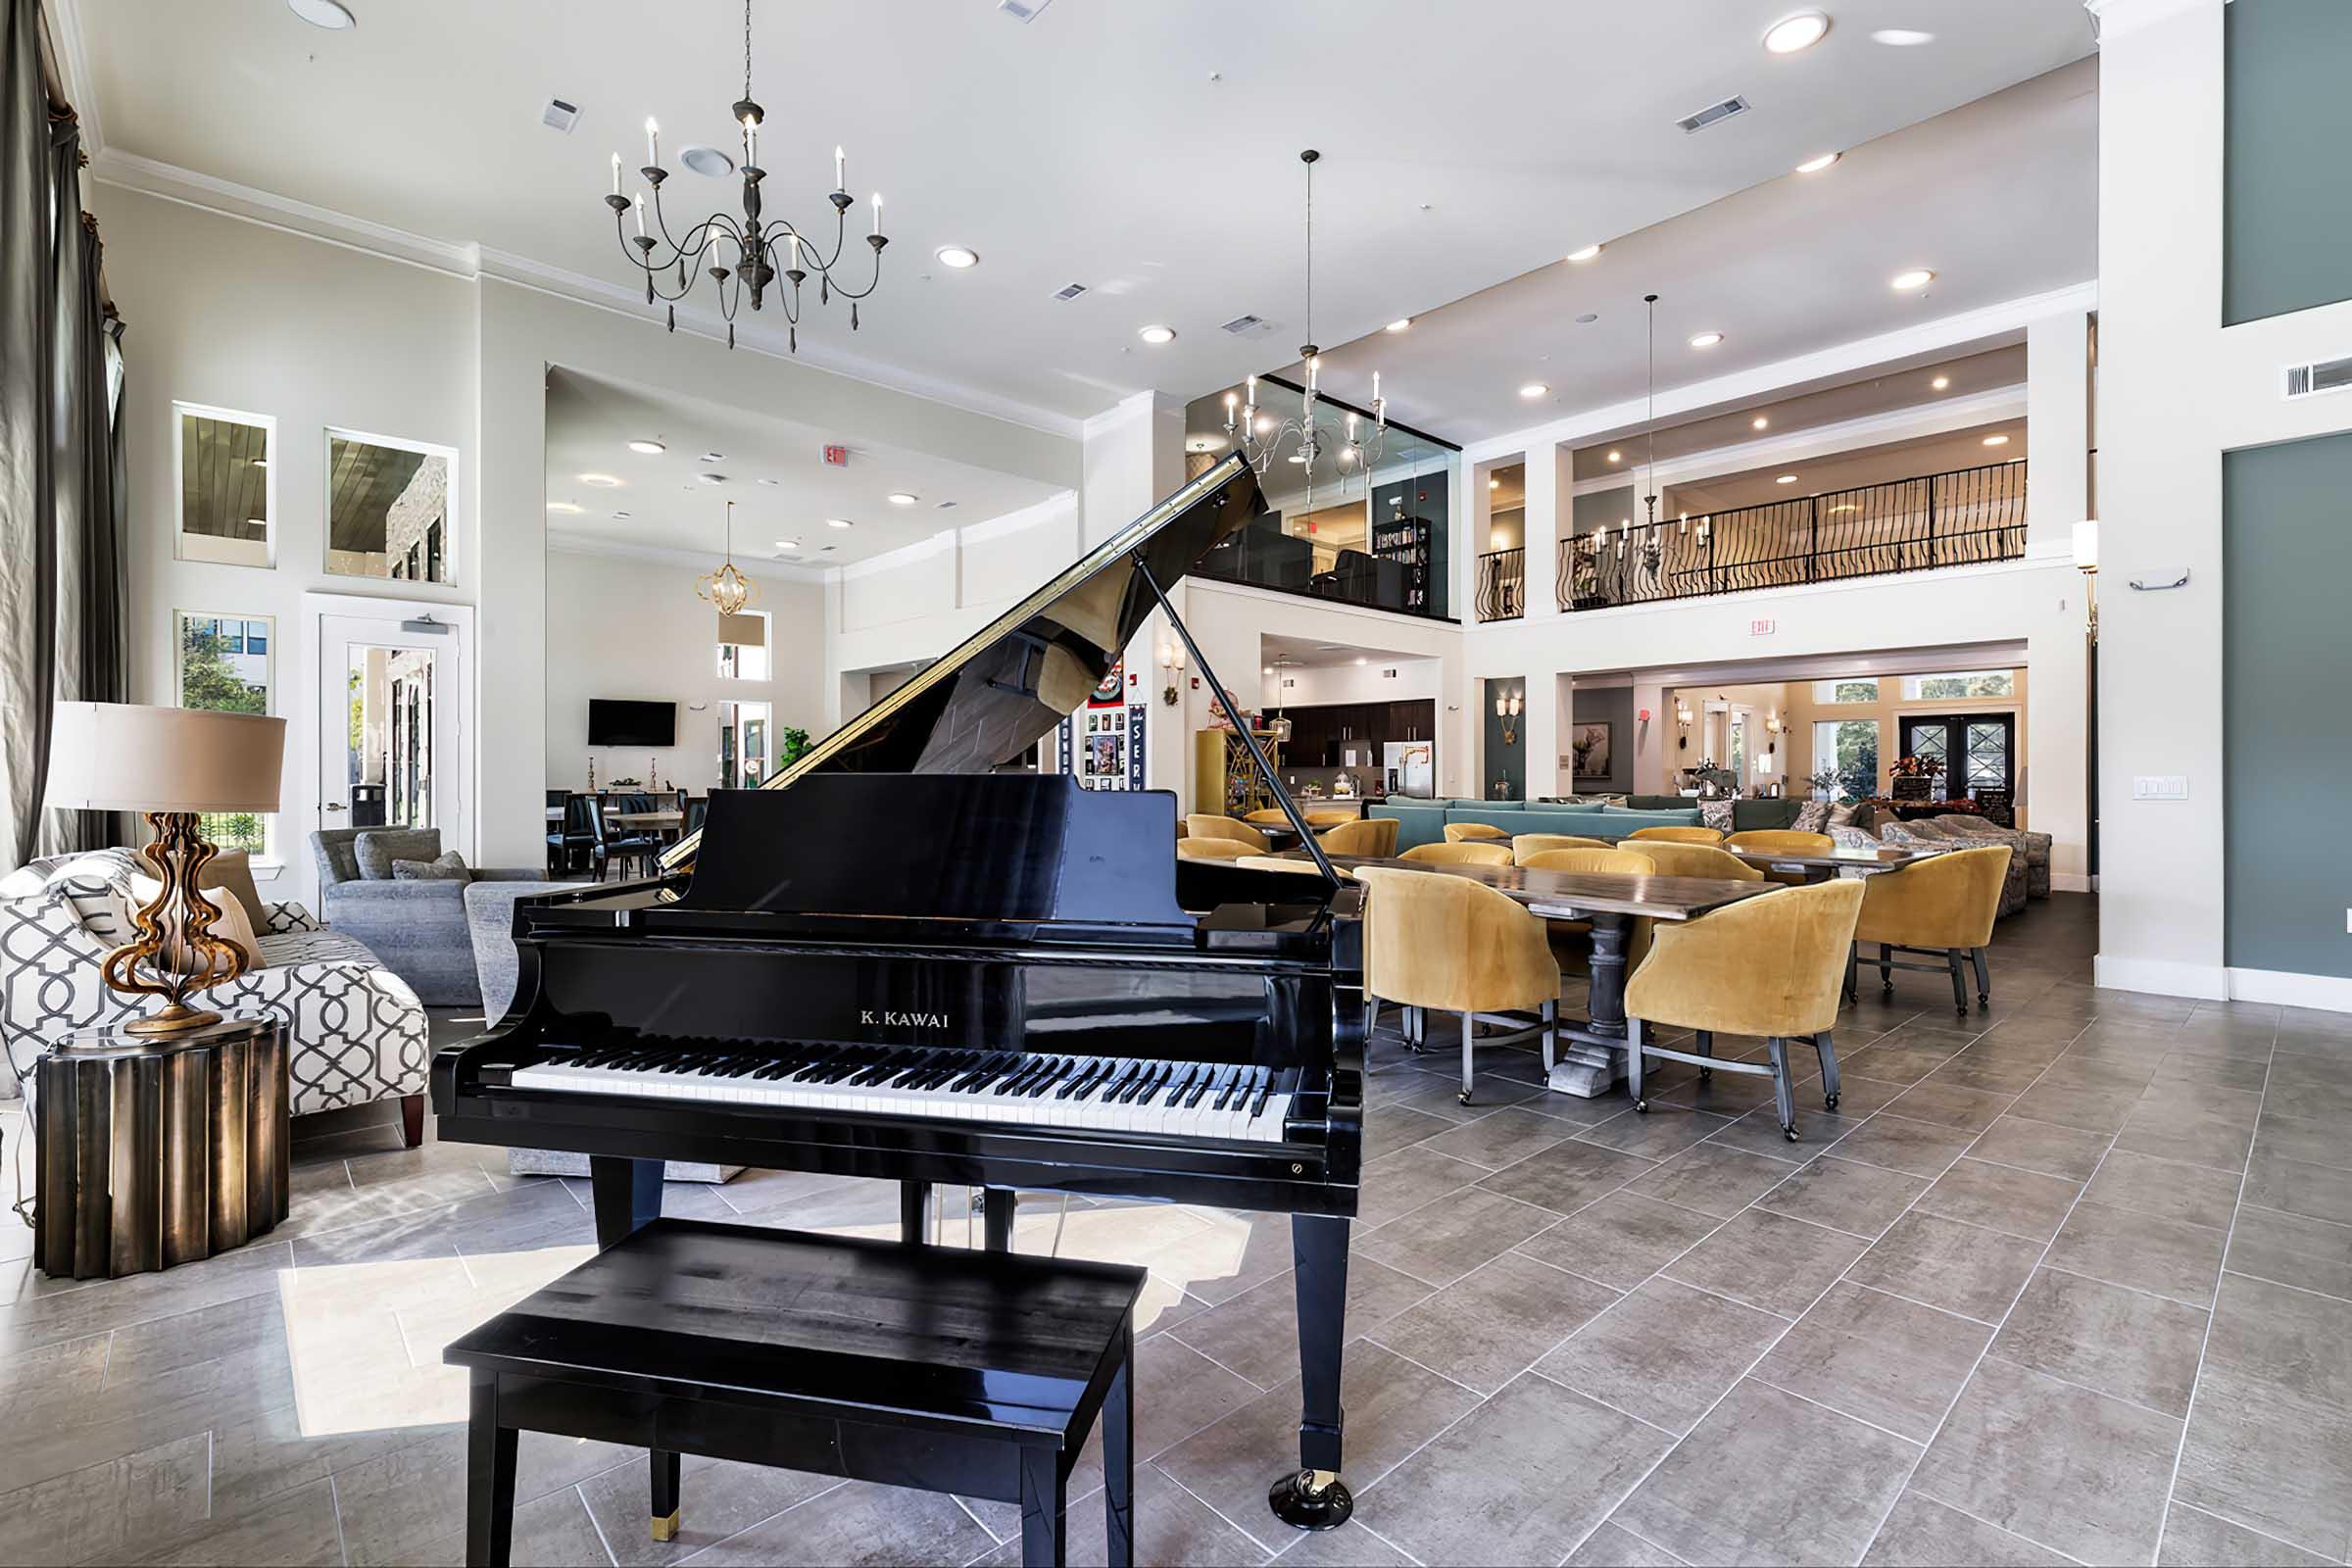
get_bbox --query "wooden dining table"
[1720,842,1945,883]
[1250,851,1774,1098]
[607,809,684,836]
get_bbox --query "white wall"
[1262,658,1445,710]
[543,547,824,792]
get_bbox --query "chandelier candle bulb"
[645,118,659,167]
[611,152,621,196]
[633,194,646,238]
[835,145,846,190]
[871,192,881,235]
[742,114,757,167]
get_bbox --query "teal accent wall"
[2224,430,2352,977]
[2225,0,2352,324]
[1482,678,1526,801]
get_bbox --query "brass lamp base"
[101,811,248,1035]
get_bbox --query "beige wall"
[1780,669,2030,807]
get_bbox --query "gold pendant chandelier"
[696,499,759,615]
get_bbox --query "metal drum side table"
[34,1012,290,1279]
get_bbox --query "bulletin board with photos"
[1056,702,1147,791]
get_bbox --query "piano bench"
[444,1217,1144,1568]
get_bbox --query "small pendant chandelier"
[697,500,758,615]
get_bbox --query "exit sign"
[1748,617,1778,637]
[822,444,849,466]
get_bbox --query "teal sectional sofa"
[1368,798,1705,852]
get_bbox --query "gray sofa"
[310,828,545,1006]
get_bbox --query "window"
[1811,679,1880,705]
[1812,719,1881,801]
[325,428,458,584]
[716,611,772,681]
[174,404,274,568]
[174,611,275,856]
[1903,670,2015,701]
[1899,713,2015,798]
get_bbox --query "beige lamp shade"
[46,703,285,813]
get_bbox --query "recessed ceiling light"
[578,472,622,487]
[826,517,855,528]
[1751,416,1770,430]
[287,0,356,28]
[679,145,737,178]
[1606,450,1621,464]
[1776,473,1799,484]
[1489,476,1500,490]
[1871,27,1935,46]
[612,510,632,519]
[1890,268,1936,291]
[1983,434,2010,447]
[775,538,800,551]
[1689,331,1725,349]
[1137,324,1176,345]
[758,477,780,486]
[697,472,727,485]
[1762,10,1831,54]
[886,492,917,506]
[1520,382,1549,399]
[1261,665,1273,675]
[1566,244,1602,264]
[1574,312,1598,324]
[1353,657,1368,666]
[546,501,583,514]
[1931,375,1951,390]
[250,456,269,468]
[627,439,665,455]
[1385,318,1412,333]
[1794,151,1840,173]
[699,451,724,462]
[1828,504,1859,514]
[935,246,980,270]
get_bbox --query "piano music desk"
[446,1217,1143,1568]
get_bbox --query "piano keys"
[432,452,1368,1531]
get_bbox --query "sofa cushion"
[1700,800,1735,834]
[1626,794,1693,811]
[1731,799,1804,833]
[0,849,143,944]
[122,873,266,970]
[356,828,442,880]
[1790,800,1833,834]
[392,851,470,881]
[257,927,380,966]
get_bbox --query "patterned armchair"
[1933,814,2052,898]
[1873,820,2028,916]
[1,850,429,1132]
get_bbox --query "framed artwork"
[1087,658,1125,708]
[1572,721,1614,780]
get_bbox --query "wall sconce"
[1765,708,1784,738]
[1157,637,1186,707]
[1674,694,1692,750]
[1494,687,1523,745]
[2072,518,2099,643]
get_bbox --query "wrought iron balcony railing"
[1556,460,2028,612]
[1474,546,1525,621]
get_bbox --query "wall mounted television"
[587,698,677,748]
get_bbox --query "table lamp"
[45,702,286,1035]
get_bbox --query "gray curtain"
[0,0,125,871]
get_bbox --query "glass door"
[1899,712,2014,799]
[316,608,466,842]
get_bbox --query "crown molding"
[87,148,1090,441]
[547,529,830,583]
[2084,0,2222,44]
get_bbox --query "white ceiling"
[1663,416,2027,514]
[543,368,1066,566]
[74,0,2093,430]
[1261,632,1437,670]
[1294,59,2097,443]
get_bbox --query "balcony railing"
[1474,547,1525,621]
[1556,460,2028,612]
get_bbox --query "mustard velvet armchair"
[1444,821,1510,843]
[1627,842,1765,883]
[1513,832,1610,864]
[1623,878,1866,1142]
[1724,828,1837,886]
[1244,808,1293,827]
[1305,809,1361,829]
[1848,844,2013,1017]
[1628,825,1727,846]
[1320,816,1399,858]
[1521,847,1657,973]
[1186,814,1271,853]
[1400,841,1513,866]
[1177,836,1254,861]
[1353,866,1559,1104]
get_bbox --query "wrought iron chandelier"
[1223,151,1388,506]
[697,500,758,615]
[605,0,889,352]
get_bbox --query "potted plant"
[1805,764,1840,802]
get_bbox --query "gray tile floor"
[5,894,2351,1566]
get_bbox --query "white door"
[311,599,471,853]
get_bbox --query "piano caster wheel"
[1825,1092,1840,1109]
[1783,1124,1801,1143]
[1456,1090,1472,1105]
[1268,1468,1354,1531]
[1633,1099,1647,1114]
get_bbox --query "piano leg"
[588,1157,679,1542]
[983,1187,1016,1252]
[900,1180,933,1246]
[1268,1212,1353,1531]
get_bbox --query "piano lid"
[662,452,1264,873]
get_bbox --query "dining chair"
[1351,866,1558,1104]
[1848,844,2013,1017]
[1319,817,1398,857]
[683,797,709,839]
[1304,809,1361,829]
[1520,846,1659,975]
[1443,821,1510,843]
[1724,829,1837,886]
[1177,836,1255,860]
[1399,841,1512,866]
[1625,842,1765,882]
[1628,825,1727,846]
[1512,832,1609,864]
[1624,878,1867,1141]
[1244,808,1293,827]
[1185,814,1272,853]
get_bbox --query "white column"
[1630,678,1668,793]
[1080,393,1191,800]
[1521,442,1566,623]
[2026,312,2092,551]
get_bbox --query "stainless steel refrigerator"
[1383,741,1435,799]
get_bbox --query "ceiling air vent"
[1676,95,1750,134]
[541,98,581,134]
[998,0,1053,20]
[2282,354,2352,401]
[1051,281,1088,302]
[1220,314,1264,335]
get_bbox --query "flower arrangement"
[1891,754,1946,779]
[1804,765,1840,793]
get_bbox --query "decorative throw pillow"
[193,848,268,931]
[0,849,142,944]
[1791,800,1833,834]
[1699,799,1735,834]
[119,874,266,971]
[1828,801,1862,829]
[391,851,470,881]
[0,891,147,1076]
[1830,825,1883,852]
[355,828,442,880]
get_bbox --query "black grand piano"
[432,453,1366,1530]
